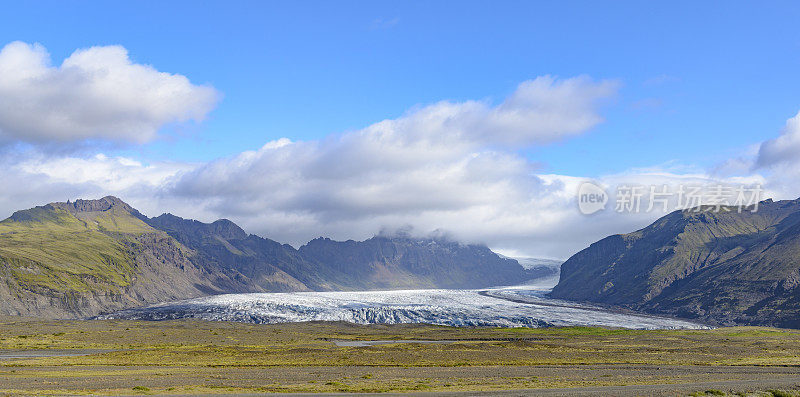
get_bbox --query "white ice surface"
[98,280,707,329]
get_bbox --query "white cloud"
[16,153,192,191]
[4,150,768,260]
[0,152,192,220]
[0,76,622,258]
[480,75,618,145]
[713,111,800,201]
[162,76,619,254]
[359,75,618,148]
[756,111,800,168]
[0,41,219,145]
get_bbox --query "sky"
[0,1,799,259]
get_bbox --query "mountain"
[550,198,800,328]
[146,215,533,291]
[298,236,531,290]
[0,197,220,318]
[0,197,533,318]
[144,214,314,292]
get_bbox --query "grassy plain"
[2,317,800,395]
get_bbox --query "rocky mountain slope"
[0,197,219,318]
[298,236,530,290]
[550,198,800,327]
[144,214,313,292]
[0,197,533,318]
[147,214,533,291]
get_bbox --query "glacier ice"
[97,281,707,329]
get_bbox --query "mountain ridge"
[550,198,800,327]
[0,196,536,318]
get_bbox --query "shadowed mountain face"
[144,214,313,293]
[0,197,533,318]
[550,198,800,327]
[146,215,535,291]
[298,236,531,290]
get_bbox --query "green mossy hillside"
[0,203,152,295]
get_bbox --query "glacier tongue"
[97,285,706,329]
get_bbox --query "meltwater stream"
[97,276,706,329]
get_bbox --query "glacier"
[97,277,707,329]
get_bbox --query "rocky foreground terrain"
[551,198,800,327]
[0,196,538,318]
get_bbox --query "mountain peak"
[148,213,247,240]
[209,219,248,240]
[50,196,135,214]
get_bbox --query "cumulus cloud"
[0,41,218,145]
[359,75,618,148]
[0,152,191,219]
[479,75,618,145]
[17,153,193,192]
[714,111,800,201]
[161,76,618,253]
[0,75,622,257]
[756,111,800,168]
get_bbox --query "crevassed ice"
[97,283,707,330]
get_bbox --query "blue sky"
[1,2,799,257]
[3,1,798,176]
